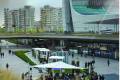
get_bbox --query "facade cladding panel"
[64,0,119,32]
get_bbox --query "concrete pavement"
[0,40,119,80]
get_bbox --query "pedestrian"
[21,73,24,80]
[91,65,94,72]
[93,59,95,64]
[76,61,79,67]
[85,62,87,68]
[87,62,90,68]
[30,75,32,80]
[80,52,83,57]
[90,61,92,67]
[6,63,9,69]
[2,52,4,58]
[0,52,2,58]
[72,53,74,58]
[9,50,11,54]
[101,75,104,80]
[107,59,110,66]
[98,74,100,80]
[1,53,3,58]
[30,67,32,71]
[40,75,43,80]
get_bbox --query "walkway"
[0,40,40,79]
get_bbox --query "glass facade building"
[63,0,119,33]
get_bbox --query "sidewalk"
[68,53,119,80]
[0,40,40,79]
[0,40,118,80]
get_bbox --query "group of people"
[88,71,105,80]
[8,49,15,55]
[0,49,15,58]
[39,73,78,80]
[0,52,4,58]
[21,72,32,80]
[21,67,33,80]
[71,60,80,67]
[98,74,105,80]
[85,59,95,68]
[38,71,105,80]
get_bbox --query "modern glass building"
[63,0,119,33]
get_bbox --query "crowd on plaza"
[34,51,106,80]
[36,70,105,80]
[0,52,4,58]
[0,47,111,80]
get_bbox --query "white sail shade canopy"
[33,61,80,69]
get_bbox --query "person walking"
[72,53,74,58]
[30,75,32,80]
[85,62,87,68]
[107,59,110,67]
[6,63,9,69]
[9,50,11,55]
[101,75,104,80]
[2,52,4,58]
[1,52,4,58]
[98,74,100,80]
[21,73,24,80]
[0,52,2,58]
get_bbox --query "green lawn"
[15,51,36,65]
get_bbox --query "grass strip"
[15,51,36,65]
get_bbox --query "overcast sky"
[0,0,62,26]
[0,0,119,26]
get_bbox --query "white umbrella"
[33,61,80,69]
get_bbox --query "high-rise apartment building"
[40,5,63,32]
[4,6,35,32]
[4,8,9,31]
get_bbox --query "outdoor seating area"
[33,61,102,80]
[36,70,100,80]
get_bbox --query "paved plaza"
[68,54,119,80]
[0,40,40,79]
[0,40,119,80]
